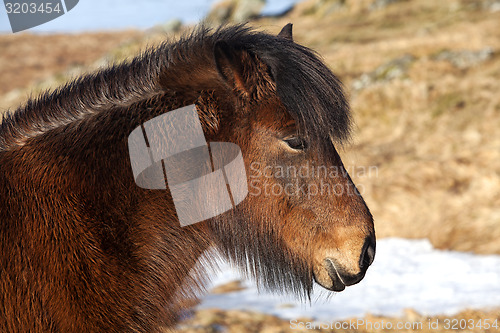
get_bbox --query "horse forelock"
[253,37,352,152]
[199,24,352,150]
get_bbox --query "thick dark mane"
[0,24,350,153]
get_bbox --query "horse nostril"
[359,236,376,271]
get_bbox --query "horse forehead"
[253,99,292,127]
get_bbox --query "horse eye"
[284,136,308,150]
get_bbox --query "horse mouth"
[313,259,346,292]
[327,258,350,291]
[315,258,369,292]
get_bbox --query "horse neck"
[0,64,221,319]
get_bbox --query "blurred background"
[1,0,499,331]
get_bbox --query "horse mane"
[0,24,351,153]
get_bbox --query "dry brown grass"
[0,0,499,254]
[174,307,500,332]
[0,30,142,111]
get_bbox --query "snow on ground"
[197,238,500,321]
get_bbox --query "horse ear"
[278,23,293,41]
[214,41,249,93]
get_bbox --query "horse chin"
[313,265,346,292]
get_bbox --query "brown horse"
[0,24,375,332]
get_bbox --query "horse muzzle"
[314,236,375,292]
